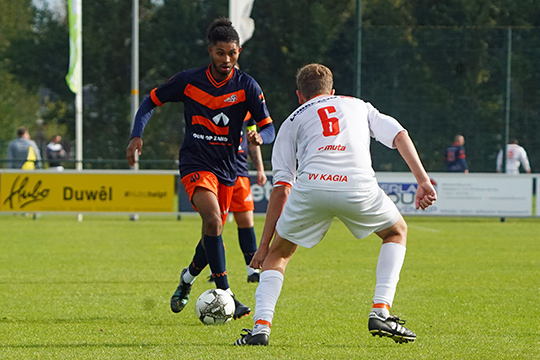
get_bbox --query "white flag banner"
[66,0,82,93]
[229,0,255,46]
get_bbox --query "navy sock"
[204,234,229,290]
[238,227,257,265]
[188,240,207,277]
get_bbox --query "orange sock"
[371,303,390,318]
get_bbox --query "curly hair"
[206,17,240,46]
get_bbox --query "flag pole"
[130,0,139,170]
[66,0,83,171]
[355,0,362,98]
[75,0,83,171]
[66,0,83,220]
[130,0,140,221]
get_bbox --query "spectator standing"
[46,135,66,170]
[6,127,42,169]
[496,139,531,174]
[445,134,468,173]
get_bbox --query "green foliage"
[0,0,34,48]
[2,1,540,171]
[0,215,539,359]
[0,0,40,158]
[0,71,40,159]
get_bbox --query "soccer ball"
[195,289,235,325]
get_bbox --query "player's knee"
[234,212,253,228]
[395,218,407,237]
[203,215,223,236]
[378,217,407,245]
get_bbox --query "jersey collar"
[206,65,235,88]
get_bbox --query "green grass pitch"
[1,214,539,359]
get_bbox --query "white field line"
[408,225,441,233]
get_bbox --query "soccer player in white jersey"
[496,139,531,174]
[234,64,437,346]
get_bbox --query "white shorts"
[275,186,401,248]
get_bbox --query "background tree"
[2,0,540,172]
[0,0,40,159]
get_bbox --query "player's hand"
[415,179,437,210]
[247,129,263,146]
[250,245,269,270]
[257,170,267,186]
[126,137,143,166]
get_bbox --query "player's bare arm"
[393,131,437,210]
[250,185,290,269]
[126,137,143,167]
[248,142,267,186]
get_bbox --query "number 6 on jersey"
[317,106,340,137]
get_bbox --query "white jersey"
[496,144,531,174]
[272,95,405,191]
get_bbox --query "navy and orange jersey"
[236,115,256,178]
[148,65,272,186]
[445,144,468,172]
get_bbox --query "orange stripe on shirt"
[192,116,229,135]
[274,181,292,188]
[184,84,246,110]
[150,88,164,106]
[256,116,273,127]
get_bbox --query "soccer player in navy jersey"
[445,135,469,173]
[126,17,275,319]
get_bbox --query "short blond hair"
[296,64,333,100]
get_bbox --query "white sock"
[181,269,196,284]
[372,242,406,307]
[253,270,284,329]
[370,306,390,319]
[247,266,259,276]
[253,322,271,336]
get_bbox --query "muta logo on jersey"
[317,144,346,151]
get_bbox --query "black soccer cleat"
[247,272,260,283]
[170,268,192,313]
[368,314,416,343]
[234,328,269,346]
[232,296,251,319]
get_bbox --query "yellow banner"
[0,173,175,212]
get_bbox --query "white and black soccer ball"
[195,289,235,325]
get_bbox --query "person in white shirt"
[496,139,531,174]
[46,135,66,171]
[234,64,436,346]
